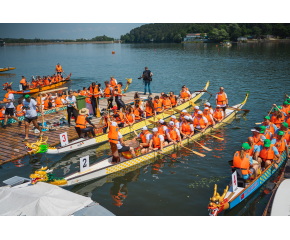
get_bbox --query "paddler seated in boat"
[55,63,63,76]
[260,125,273,140]
[166,121,183,146]
[179,109,190,122]
[20,76,28,90]
[170,115,180,129]
[251,127,264,146]
[102,112,111,134]
[203,107,215,128]
[134,92,141,106]
[281,101,290,115]
[254,139,281,169]
[216,87,228,115]
[261,116,278,135]
[153,96,163,116]
[133,103,142,122]
[286,110,290,127]
[160,92,165,100]
[133,126,152,154]
[31,77,38,88]
[149,127,168,154]
[232,143,259,180]
[43,76,50,86]
[110,121,136,163]
[204,102,214,115]
[112,105,125,128]
[274,122,290,144]
[73,90,78,97]
[179,116,194,139]
[270,104,286,128]
[43,97,54,110]
[145,97,154,119]
[158,119,168,139]
[162,94,172,110]
[271,131,290,158]
[16,99,25,117]
[179,86,191,104]
[246,137,259,157]
[124,106,135,126]
[213,105,224,123]
[192,111,209,133]
[55,93,65,108]
[75,108,97,138]
[170,91,178,107]
[192,106,200,118]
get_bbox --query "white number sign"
[19,85,23,91]
[232,170,238,191]
[60,132,68,147]
[80,155,90,173]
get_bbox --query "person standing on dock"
[104,81,114,111]
[114,82,126,112]
[0,86,22,129]
[110,76,117,87]
[216,87,228,115]
[55,63,63,76]
[142,67,153,95]
[22,95,43,141]
[20,76,28,90]
[65,90,78,127]
[88,82,99,117]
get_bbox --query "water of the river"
[0,42,290,216]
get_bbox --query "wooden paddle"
[190,137,212,151]
[164,110,174,115]
[195,128,224,141]
[179,144,206,157]
[227,106,250,113]
[148,120,159,126]
[173,108,182,114]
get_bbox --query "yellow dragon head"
[29,166,67,185]
[25,137,49,155]
[207,184,229,216]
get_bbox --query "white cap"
[184,116,189,120]
[152,128,158,132]
[169,121,174,126]
[251,129,259,133]
[188,116,193,120]
[194,106,199,110]
[205,102,211,106]
[182,110,187,113]
[111,122,117,127]
[159,119,164,124]
[198,110,203,115]
[142,126,148,130]
[204,107,209,110]
[216,105,221,107]
[170,115,176,119]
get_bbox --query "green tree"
[252,26,262,37]
[228,23,242,41]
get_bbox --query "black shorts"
[24,116,38,123]
[5,108,14,116]
[118,145,130,153]
[222,106,227,112]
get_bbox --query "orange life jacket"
[113,110,125,124]
[204,112,213,125]
[170,96,177,106]
[214,109,223,121]
[89,86,99,97]
[273,137,286,154]
[154,100,162,112]
[253,133,263,146]
[56,65,62,72]
[16,104,24,117]
[217,92,227,105]
[20,78,27,86]
[58,75,62,81]
[192,111,199,118]
[113,85,121,97]
[263,122,275,135]
[43,100,49,110]
[233,151,251,175]
[125,113,134,124]
[259,144,275,162]
[133,107,141,120]
[76,115,88,129]
[110,78,117,87]
[0,110,4,120]
[158,125,166,137]
[271,114,285,128]
[248,143,257,157]
[80,90,87,96]
[31,81,37,88]
[282,105,289,115]
[44,79,50,86]
[3,92,12,103]
[153,134,164,148]
[193,117,206,129]
[108,125,119,144]
[263,129,272,140]
[286,115,290,126]
[180,91,189,99]
[140,130,150,143]
[85,97,91,104]
[168,127,178,141]
[181,122,192,135]
[104,85,112,98]
[283,129,290,145]
[163,98,171,109]
[146,104,153,117]
[55,97,63,107]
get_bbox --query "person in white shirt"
[166,121,183,146]
[179,115,195,139]
[149,128,168,154]
[65,90,78,127]
[115,122,136,157]
[192,111,209,133]
[0,86,22,128]
[133,126,152,154]
[204,102,214,115]
[170,115,180,129]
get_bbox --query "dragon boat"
[29,89,248,187]
[207,111,288,216]
[44,81,209,155]
[13,73,71,96]
[0,67,15,72]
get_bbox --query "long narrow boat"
[207,113,288,216]
[14,73,71,95]
[45,81,210,154]
[0,67,15,72]
[36,90,248,187]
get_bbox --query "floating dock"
[0,91,160,165]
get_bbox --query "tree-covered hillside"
[120,23,290,43]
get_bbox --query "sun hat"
[111,122,117,126]
[198,110,203,115]
[205,102,211,106]
[24,94,30,99]
[242,142,251,150]
[169,121,174,126]
[182,110,187,113]
[142,126,148,130]
[216,105,221,107]
[264,116,270,120]
[79,108,89,115]
[264,139,271,148]
[184,116,189,120]
[278,131,284,136]
[251,126,261,133]
[188,116,193,120]
[152,128,158,132]
[282,122,288,128]
[204,107,209,110]
[194,106,199,110]
[170,115,176,119]
[159,119,164,124]
[260,125,266,134]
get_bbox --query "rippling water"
[0,42,290,215]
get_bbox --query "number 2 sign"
[80,155,90,173]
[232,170,238,191]
[60,132,68,147]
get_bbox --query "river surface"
[0,42,290,216]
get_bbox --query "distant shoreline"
[3,41,121,46]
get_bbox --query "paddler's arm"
[85,116,96,128]
[273,104,282,114]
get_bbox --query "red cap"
[112,106,117,110]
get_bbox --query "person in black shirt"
[142,67,153,95]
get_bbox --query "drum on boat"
[122,139,142,159]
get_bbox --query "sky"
[0,23,146,40]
